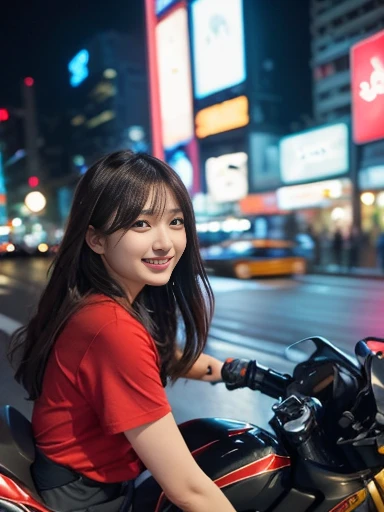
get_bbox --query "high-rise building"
[68,31,149,176]
[311,0,384,123]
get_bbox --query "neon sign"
[359,57,384,103]
[280,123,349,184]
[351,30,384,144]
[195,96,249,138]
[68,49,89,87]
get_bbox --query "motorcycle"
[2,335,384,511]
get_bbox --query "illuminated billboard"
[206,152,248,203]
[351,30,384,144]
[248,133,280,191]
[156,5,194,149]
[280,123,349,185]
[195,95,249,138]
[166,139,200,195]
[191,0,246,99]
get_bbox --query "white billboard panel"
[191,0,246,99]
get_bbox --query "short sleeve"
[77,318,171,435]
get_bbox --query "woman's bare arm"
[176,349,224,382]
[125,413,235,512]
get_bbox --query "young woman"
[9,150,236,512]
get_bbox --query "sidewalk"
[311,264,384,280]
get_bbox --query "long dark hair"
[8,150,214,400]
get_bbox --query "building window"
[314,66,324,81]
[334,55,349,72]
[319,92,330,101]
[313,62,336,81]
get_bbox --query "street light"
[24,191,46,213]
[11,218,22,227]
[360,192,375,206]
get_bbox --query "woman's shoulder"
[71,296,159,364]
[52,295,156,379]
[69,294,145,337]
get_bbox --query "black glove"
[222,358,256,390]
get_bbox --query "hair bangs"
[145,180,169,218]
[101,168,167,235]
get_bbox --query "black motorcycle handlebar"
[221,358,292,399]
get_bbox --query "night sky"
[0,0,145,112]
[0,0,311,121]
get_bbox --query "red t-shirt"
[32,295,171,483]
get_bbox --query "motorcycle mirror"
[286,336,360,377]
[285,337,318,363]
[355,340,372,367]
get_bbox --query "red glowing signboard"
[351,30,384,144]
[0,109,9,122]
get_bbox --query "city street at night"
[2,0,384,509]
[1,258,383,432]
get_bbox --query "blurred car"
[0,232,28,258]
[48,243,60,255]
[0,240,17,257]
[200,239,307,279]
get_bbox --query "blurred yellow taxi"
[201,239,306,279]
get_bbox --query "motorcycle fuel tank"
[133,418,291,511]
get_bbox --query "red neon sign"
[351,30,384,144]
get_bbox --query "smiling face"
[86,186,187,302]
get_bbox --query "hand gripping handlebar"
[221,358,292,399]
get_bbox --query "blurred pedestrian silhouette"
[332,228,343,267]
[319,228,329,266]
[347,226,360,270]
[307,226,321,267]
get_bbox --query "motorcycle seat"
[0,405,40,498]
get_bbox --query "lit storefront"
[239,191,292,240]
[276,123,352,235]
[359,161,384,237]
[277,178,353,233]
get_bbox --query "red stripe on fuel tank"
[154,492,167,512]
[214,454,291,489]
[0,474,49,511]
[228,426,253,437]
[191,439,220,457]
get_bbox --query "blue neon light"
[68,49,89,87]
[156,0,178,16]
